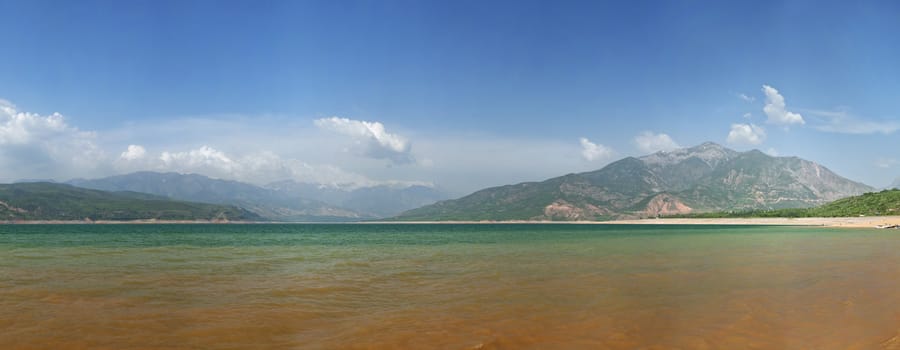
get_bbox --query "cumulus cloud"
[579,137,613,161]
[765,148,780,157]
[0,99,437,190]
[738,93,755,102]
[314,116,414,164]
[634,131,680,154]
[0,99,105,180]
[159,145,237,173]
[805,109,900,135]
[726,123,766,145]
[129,145,404,189]
[120,145,146,161]
[762,85,805,126]
[1,100,79,145]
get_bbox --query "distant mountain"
[0,182,260,222]
[395,142,874,221]
[888,177,900,190]
[68,172,367,222]
[266,180,448,217]
[13,178,57,183]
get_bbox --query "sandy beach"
[608,216,900,228]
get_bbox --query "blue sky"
[1,0,899,194]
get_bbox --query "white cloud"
[0,100,77,145]
[579,137,613,161]
[120,144,146,161]
[134,145,407,189]
[743,113,753,119]
[159,145,237,173]
[765,148,780,157]
[875,157,898,169]
[314,116,414,164]
[805,109,900,135]
[0,99,105,180]
[738,93,755,102]
[634,131,680,154]
[726,123,766,145]
[762,85,805,126]
[0,99,438,191]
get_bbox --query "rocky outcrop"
[641,193,692,217]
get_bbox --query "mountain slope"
[676,189,900,218]
[811,189,900,217]
[888,177,900,190]
[265,180,448,217]
[0,182,260,221]
[68,172,366,221]
[396,142,874,221]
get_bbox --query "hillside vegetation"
[0,182,261,221]
[671,189,900,218]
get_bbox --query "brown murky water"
[2,224,900,349]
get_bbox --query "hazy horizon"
[2,1,899,195]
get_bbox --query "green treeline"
[670,189,900,218]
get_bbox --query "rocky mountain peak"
[640,141,738,168]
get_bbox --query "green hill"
[671,189,900,218]
[0,182,261,222]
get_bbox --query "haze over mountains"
[3,142,884,222]
[67,172,447,221]
[266,180,447,218]
[397,142,874,221]
[889,178,900,190]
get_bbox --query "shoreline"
[372,216,900,228]
[4,216,899,228]
[0,219,266,225]
[606,216,900,228]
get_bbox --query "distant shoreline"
[0,220,265,225]
[371,217,900,228]
[605,216,900,228]
[3,216,899,228]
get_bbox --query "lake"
[2,224,899,349]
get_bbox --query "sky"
[1,0,899,195]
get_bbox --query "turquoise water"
[2,224,900,349]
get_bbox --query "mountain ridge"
[0,182,260,222]
[395,142,874,221]
[265,180,447,218]
[68,171,447,221]
[68,172,365,222]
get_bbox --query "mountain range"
[68,172,447,221]
[395,142,874,221]
[266,180,447,218]
[0,182,259,222]
[5,142,882,222]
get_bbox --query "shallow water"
[2,224,900,349]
